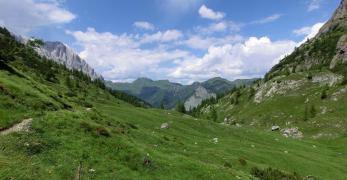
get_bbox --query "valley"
[0,0,347,179]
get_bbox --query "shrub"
[223,161,232,168]
[96,127,111,137]
[250,167,300,180]
[238,157,247,166]
[175,101,186,113]
[321,89,328,99]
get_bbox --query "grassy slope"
[0,61,347,179]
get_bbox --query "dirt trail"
[0,118,33,135]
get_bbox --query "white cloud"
[251,14,282,24]
[133,21,155,31]
[197,21,242,34]
[0,0,76,35]
[308,0,322,12]
[293,22,325,43]
[67,28,192,82]
[199,5,225,20]
[171,37,297,83]
[141,29,183,43]
[181,35,243,50]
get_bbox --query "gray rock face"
[184,86,216,111]
[330,35,347,69]
[35,41,102,80]
[317,0,347,36]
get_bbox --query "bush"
[96,127,111,137]
[321,89,328,99]
[238,157,247,166]
[175,101,186,113]
[250,167,300,180]
[223,161,232,168]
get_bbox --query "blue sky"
[0,0,341,84]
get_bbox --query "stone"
[271,125,280,131]
[212,138,218,144]
[281,127,304,139]
[160,122,169,129]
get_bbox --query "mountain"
[1,26,346,179]
[1,1,347,178]
[35,41,102,80]
[195,0,347,140]
[106,77,257,109]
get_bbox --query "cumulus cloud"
[171,37,297,83]
[293,22,325,43]
[133,21,155,31]
[199,5,225,20]
[196,21,242,34]
[0,0,75,34]
[307,0,322,12]
[67,27,300,84]
[141,29,183,43]
[181,35,243,50]
[66,28,191,82]
[251,14,282,24]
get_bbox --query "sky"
[0,0,341,84]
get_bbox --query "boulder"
[160,122,169,129]
[281,127,303,139]
[212,138,218,144]
[271,125,280,131]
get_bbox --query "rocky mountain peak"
[35,41,102,80]
[317,0,347,36]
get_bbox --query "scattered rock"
[0,118,33,135]
[86,108,92,111]
[160,122,169,129]
[281,127,303,139]
[271,125,280,131]
[304,175,318,180]
[212,138,218,144]
[312,73,343,86]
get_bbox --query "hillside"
[106,77,256,109]
[1,26,347,179]
[195,0,347,140]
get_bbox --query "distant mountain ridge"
[106,77,257,109]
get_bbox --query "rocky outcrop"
[254,80,305,103]
[35,41,102,80]
[282,127,303,139]
[330,35,347,69]
[184,86,216,111]
[317,0,347,36]
[312,72,343,86]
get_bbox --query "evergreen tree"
[175,101,186,113]
[209,106,218,122]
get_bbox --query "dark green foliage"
[250,167,300,180]
[209,106,218,122]
[248,87,255,100]
[238,157,247,166]
[96,127,111,137]
[304,104,316,121]
[307,72,313,80]
[223,161,232,168]
[27,38,44,48]
[175,101,186,113]
[321,89,328,99]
